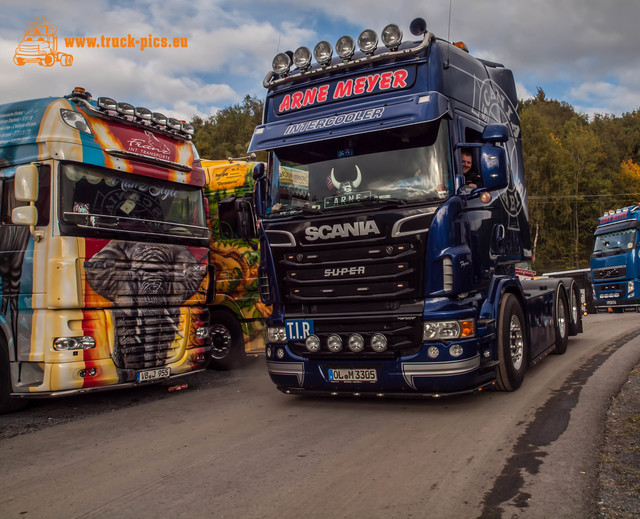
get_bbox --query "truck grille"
[110,307,184,369]
[592,266,626,280]
[278,241,420,302]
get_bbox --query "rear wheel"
[568,281,582,335]
[553,286,570,354]
[495,293,527,392]
[1,337,28,414]
[208,311,245,371]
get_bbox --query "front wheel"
[208,311,245,371]
[495,293,527,392]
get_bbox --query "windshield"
[266,119,452,218]
[592,228,637,256]
[60,163,208,240]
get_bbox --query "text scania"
[305,221,381,241]
[278,69,409,113]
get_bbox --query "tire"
[208,311,245,371]
[1,337,28,414]
[61,54,73,66]
[552,286,570,354]
[568,282,582,336]
[495,293,527,392]
[41,54,55,67]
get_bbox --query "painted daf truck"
[248,17,582,397]
[591,205,640,312]
[201,158,271,369]
[0,87,211,413]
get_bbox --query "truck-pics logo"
[305,220,381,241]
[14,18,73,67]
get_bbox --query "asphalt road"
[1,313,640,519]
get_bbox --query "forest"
[191,89,640,274]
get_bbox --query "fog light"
[53,336,96,351]
[427,345,440,359]
[267,326,287,343]
[266,346,272,358]
[449,344,464,357]
[276,348,285,359]
[327,334,343,352]
[314,41,333,65]
[306,335,321,353]
[195,326,209,339]
[348,334,365,352]
[370,333,387,352]
[272,52,291,75]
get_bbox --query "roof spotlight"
[293,46,312,70]
[313,40,333,65]
[381,23,403,50]
[152,112,167,126]
[97,97,117,111]
[134,107,152,120]
[357,29,378,55]
[336,35,355,61]
[410,17,428,36]
[116,102,134,116]
[272,52,291,76]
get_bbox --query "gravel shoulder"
[598,362,640,518]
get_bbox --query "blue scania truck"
[591,205,640,312]
[248,17,582,397]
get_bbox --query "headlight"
[293,46,312,70]
[336,35,355,61]
[313,41,333,65]
[272,52,291,75]
[53,336,96,351]
[60,109,92,134]
[357,29,378,54]
[267,326,287,343]
[381,23,403,50]
[422,320,475,341]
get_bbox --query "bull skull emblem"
[330,166,362,194]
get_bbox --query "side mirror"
[482,124,509,143]
[480,144,508,191]
[235,197,257,239]
[15,165,39,202]
[252,162,265,180]
[12,205,38,226]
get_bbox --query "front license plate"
[136,367,170,383]
[328,368,377,383]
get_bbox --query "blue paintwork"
[252,30,563,396]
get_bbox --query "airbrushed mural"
[84,240,207,381]
[1,89,211,409]
[203,160,271,359]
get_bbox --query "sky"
[2,0,640,123]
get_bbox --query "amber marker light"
[459,320,475,338]
[480,192,492,204]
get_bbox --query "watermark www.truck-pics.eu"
[14,17,188,67]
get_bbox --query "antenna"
[445,0,453,69]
